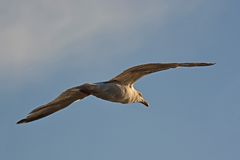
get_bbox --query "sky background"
[0,0,239,160]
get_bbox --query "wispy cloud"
[0,0,203,84]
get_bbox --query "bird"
[17,62,214,124]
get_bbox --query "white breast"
[92,82,137,104]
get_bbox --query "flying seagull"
[17,62,214,124]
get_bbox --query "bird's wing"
[109,63,215,85]
[17,84,91,124]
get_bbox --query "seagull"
[17,62,214,124]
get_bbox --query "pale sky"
[1,0,239,160]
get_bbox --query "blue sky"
[0,0,239,160]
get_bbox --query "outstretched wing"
[109,63,215,85]
[17,84,91,124]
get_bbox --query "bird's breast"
[92,82,133,104]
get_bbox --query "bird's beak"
[141,100,149,107]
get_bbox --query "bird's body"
[17,62,214,124]
[92,82,140,104]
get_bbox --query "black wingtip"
[207,63,216,66]
[193,62,216,66]
[16,118,28,124]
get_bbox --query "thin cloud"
[0,0,203,84]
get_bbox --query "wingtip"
[196,62,216,66]
[207,63,216,66]
[193,62,216,66]
[16,118,28,124]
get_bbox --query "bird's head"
[137,92,149,107]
